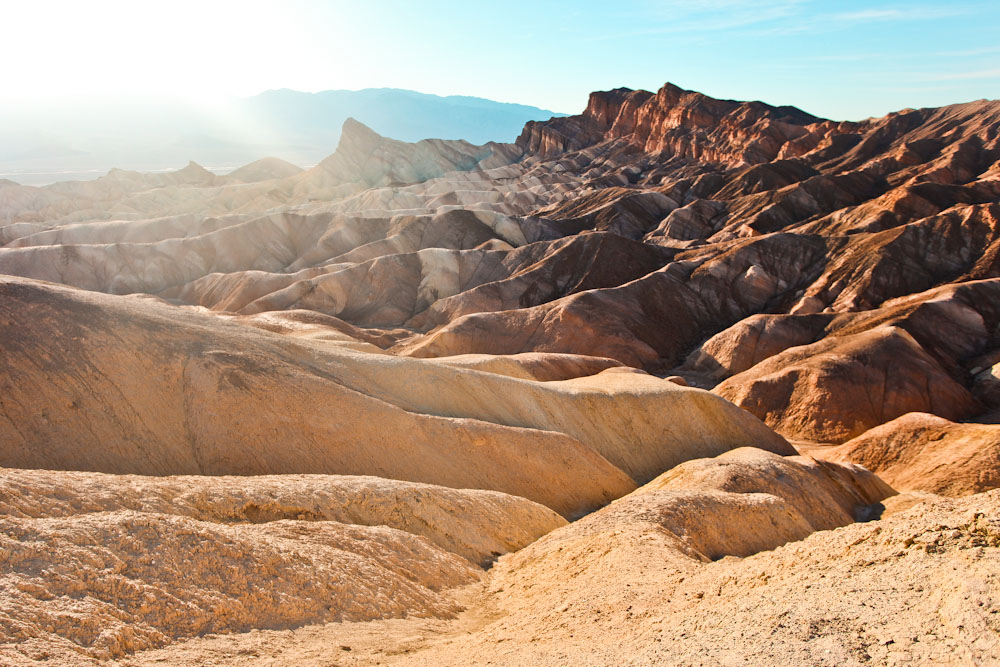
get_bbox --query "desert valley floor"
[0,83,999,665]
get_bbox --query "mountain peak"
[337,117,383,151]
[178,160,209,173]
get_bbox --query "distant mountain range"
[0,89,565,185]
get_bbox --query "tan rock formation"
[0,512,478,661]
[0,464,562,662]
[0,275,792,517]
[111,490,1000,667]
[827,413,1000,496]
[0,468,565,566]
[376,490,997,667]
[0,447,899,665]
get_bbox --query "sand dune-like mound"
[379,490,997,667]
[0,275,793,517]
[224,157,304,183]
[492,449,892,584]
[644,447,893,529]
[0,468,566,567]
[394,448,893,662]
[826,412,1000,496]
[0,277,631,518]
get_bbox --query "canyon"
[1,82,998,664]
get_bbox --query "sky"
[3,0,999,121]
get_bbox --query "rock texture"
[103,456,1000,667]
[1,511,478,662]
[704,279,1000,442]
[0,468,568,662]
[371,487,999,667]
[0,468,566,567]
[0,447,905,665]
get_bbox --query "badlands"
[0,82,998,664]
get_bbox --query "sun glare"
[2,1,332,105]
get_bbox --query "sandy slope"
[0,276,791,518]
[108,462,999,667]
[0,469,565,663]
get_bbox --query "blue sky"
[4,0,999,120]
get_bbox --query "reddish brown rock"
[517,83,819,165]
[715,326,980,443]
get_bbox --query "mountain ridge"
[0,88,565,185]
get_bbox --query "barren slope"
[0,275,793,518]
[103,457,1000,667]
[0,468,565,662]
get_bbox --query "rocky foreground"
[0,83,999,663]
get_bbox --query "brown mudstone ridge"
[694,278,1000,442]
[2,81,1000,663]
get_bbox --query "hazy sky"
[5,0,999,120]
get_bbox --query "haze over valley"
[0,89,563,185]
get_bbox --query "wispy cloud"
[833,6,972,21]
[595,2,979,43]
[917,68,1000,81]
[583,0,807,41]
[752,4,975,36]
[830,8,906,21]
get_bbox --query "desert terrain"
[0,82,998,664]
